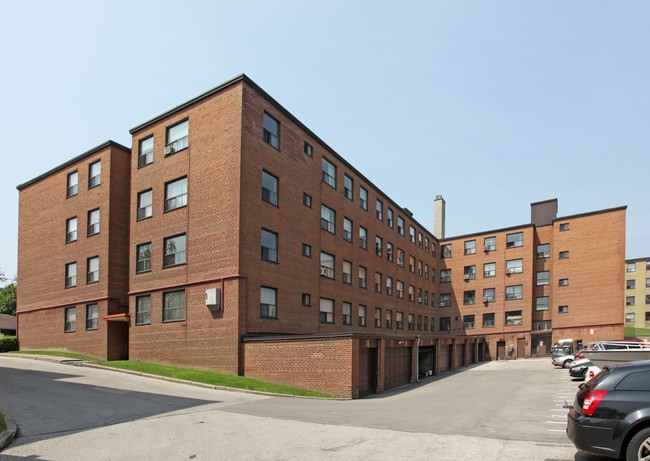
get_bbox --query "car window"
[615,371,650,391]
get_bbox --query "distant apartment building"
[15,75,626,397]
[624,258,650,332]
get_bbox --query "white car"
[553,354,577,368]
[583,364,601,381]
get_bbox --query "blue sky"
[2,1,648,279]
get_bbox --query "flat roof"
[16,140,131,191]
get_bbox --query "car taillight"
[582,390,608,416]
[577,353,585,359]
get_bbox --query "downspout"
[416,335,421,383]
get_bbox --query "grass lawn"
[624,327,650,339]
[0,412,5,433]
[9,350,100,361]
[98,361,332,398]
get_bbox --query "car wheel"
[581,368,587,379]
[563,360,572,368]
[626,427,650,461]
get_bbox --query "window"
[137,190,153,220]
[409,226,416,243]
[425,237,430,253]
[87,209,100,236]
[463,265,476,280]
[376,200,383,221]
[303,193,312,208]
[647,278,650,288]
[397,216,404,235]
[408,285,415,302]
[86,304,98,330]
[320,252,335,279]
[321,205,336,233]
[342,260,352,284]
[67,171,78,197]
[344,174,353,200]
[359,187,368,210]
[387,208,394,228]
[386,276,393,296]
[463,290,475,305]
[626,313,635,323]
[647,295,650,305]
[66,217,77,243]
[463,315,475,330]
[301,293,311,307]
[86,256,99,283]
[431,269,436,282]
[88,160,101,188]
[386,242,393,262]
[483,288,495,303]
[647,312,650,321]
[163,234,186,267]
[440,294,451,307]
[322,158,336,188]
[263,113,279,149]
[396,311,404,329]
[417,260,423,277]
[424,316,428,331]
[532,321,552,331]
[164,177,188,211]
[375,272,382,293]
[440,269,451,283]
[536,296,549,311]
[536,271,549,286]
[441,244,452,259]
[136,243,152,273]
[374,308,382,328]
[397,248,404,267]
[64,307,76,332]
[341,218,353,243]
[506,259,523,274]
[505,285,523,300]
[409,256,415,272]
[627,296,635,306]
[136,295,151,325]
[417,288,423,303]
[138,136,153,167]
[359,266,367,288]
[343,302,352,325]
[65,262,77,288]
[408,314,415,330]
[627,262,636,272]
[559,278,569,287]
[424,264,429,280]
[163,290,186,322]
[320,297,335,323]
[304,142,313,157]
[359,226,367,250]
[417,315,422,331]
[484,236,496,252]
[627,280,636,290]
[166,120,189,152]
[647,261,650,271]
[385,309,393,329]
[464,240,476,255]
[261,229,278,262]
[559,223,570,231]
[440,317,451,332]
[261,171,278,206]
[506,232,523,248]
[483,313,495,328]
[396,280,404,299]
[558,305,568,314]
[375,236,383,256]
[505,310,522,326]
[537,244,550,259]
[559,251,569,259]
[302,243,311,257]
[260,287,277,318]
[418,233,423,248]
[484,262,496,278]
[358,305,367,326]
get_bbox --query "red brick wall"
[244,336,354,398]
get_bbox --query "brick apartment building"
[16,74,626,398]
[624,257,650,332]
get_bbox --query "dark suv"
[567,360,650,460]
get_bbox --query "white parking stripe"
[546,421,566,424]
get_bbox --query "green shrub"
[0,335,18,352]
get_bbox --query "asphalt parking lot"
[0,355,608,460]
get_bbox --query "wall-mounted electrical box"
[206,288,221,311]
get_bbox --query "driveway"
[0,355,608,460]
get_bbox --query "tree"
[0,282,16,316]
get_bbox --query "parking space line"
[546,421,565,424]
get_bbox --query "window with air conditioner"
[137,190,152,220]
[166,120,189,154]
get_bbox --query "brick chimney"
[434,195,446,239]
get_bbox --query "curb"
[0,415,17,451]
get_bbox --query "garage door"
[358,348,377,397]
[456,343,466,368]
[438,344,450,373]
[385,347,411,390]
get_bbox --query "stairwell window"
[88,160,101,189]
[166,120,189,153]
[163,234,186,267]
[261,171,278,206]
[67,170,78,198]
[137,189,153,220]
[263,113,279,149]
[164,177,188,212]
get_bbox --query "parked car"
[569,360,593,380]
[553,353,578,368]
[566,360,650,460]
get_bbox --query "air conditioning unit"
[440,302,446,307]
[483,297,491,303]
[205,288,221,311]
[506,268,515,275]
[164,145,175,155]
[463,274,470,280]
[320,267,329,276]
